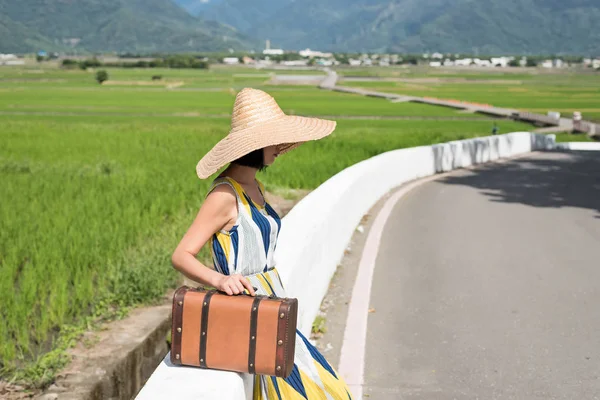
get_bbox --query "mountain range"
[0,0,254,54]
[1,0,598,54]
[178,0,600,55]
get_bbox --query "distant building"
[263,39,284,55]
[299,48,332,58]
[519,57,528,67]
[541,60,553,68]
[242,56,255,65]
[455,58,473,66]
[223,57,239,65]
[349,59,362,66]
[472,58,492,67]
[316,59,334,66]
[432,52,444,59]
[491,57,512,67]
[429,61,442,67]
[263,49,284,55]
[443,59,455,66]
[0,53,24,65]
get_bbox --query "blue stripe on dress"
[262,274,276,294]
[230,226,239,272]
[284,364,307,399]
[245,193,271,255]
[265,203,281,235]
[297,329,338,379]
[212,238,230,275]
[270,376,283,400]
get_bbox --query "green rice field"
[0,62,591,386]
[338,67,600,122]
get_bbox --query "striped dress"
[207,177,353,400]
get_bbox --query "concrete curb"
[35,303,172,400]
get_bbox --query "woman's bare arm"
[171,185,255,295]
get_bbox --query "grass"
[340,69,600,122]
[0,116,210,383]
[553,132,596,142]
[311,315,327,336]
[0,82,489,119]
[0,63,571,387]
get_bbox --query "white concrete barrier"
[136,132,554,400]
[552,142,600,151]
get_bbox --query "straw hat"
[196,88,336,179]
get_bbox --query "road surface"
[365,151,600,399]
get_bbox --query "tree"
[403,55,419,65]
[61,59,78,69]
[80,58,102,70]
[96,70,109,84]
[526,58,537,67]
[508,59,520,67]
[334,53,349,65]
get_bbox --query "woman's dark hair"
[231,148,266,171]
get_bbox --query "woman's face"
[263,145,280,166]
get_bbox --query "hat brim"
[196,115,336,179]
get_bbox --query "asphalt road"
[364,151,600,399]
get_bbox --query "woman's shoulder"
[207,176,238,200]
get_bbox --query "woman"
[171,88,353,399]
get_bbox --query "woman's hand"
[215,274,256,296]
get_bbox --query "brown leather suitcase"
[170,286,298,378]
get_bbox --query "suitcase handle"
[193,285,278,299]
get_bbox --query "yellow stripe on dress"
[265,378,281,400]
[253,375,264,400]
[263,272,277,292]
[273,378,307,400]
[224,177,252,215]
[216,232,232,264]
[299,369,328,399]
[313,361,353,400]
[255,274,274,296]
